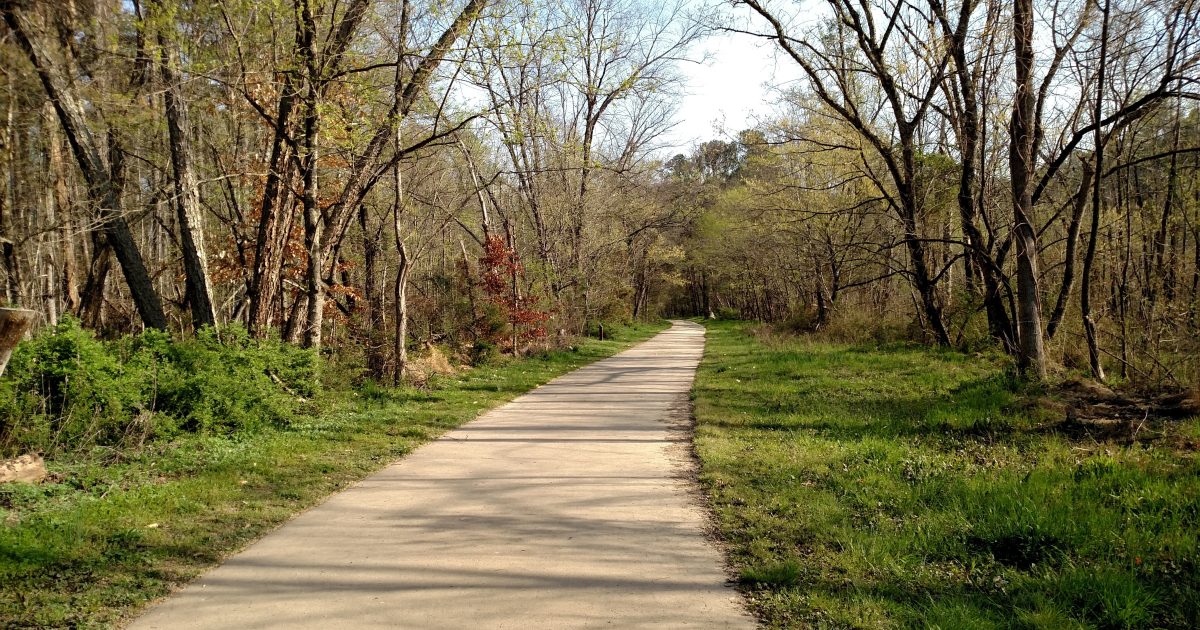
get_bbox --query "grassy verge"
[0,321,667,628]
[693,320,1199,629]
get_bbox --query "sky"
[659,11,807,155]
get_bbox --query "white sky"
[658,4,811,156]
[660,31,787,154]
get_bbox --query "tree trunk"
[1080,0,1110,382]
[297,0,324,350]
[393,244,410,385]
[80,231,112,327]
[1009,0,1047,379]
[1046,159,1095,340]
[156,14,217,328]
[0,307,35,377]
[46,109,80,313]
[1,72,23,307]
[359,204,387,379]
[247,69,299,337]
[300,126,324,349]
[897,175,951,345]
[392,119,408,384]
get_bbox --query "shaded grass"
[693,320,1200,629]
[0,321,667,628]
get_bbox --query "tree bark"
[45,108,80,313]
[393,243,410,385]
[80,231,112,327]
[297,0,324,349]
[247,60,300,336]
[359,204,387,378]
[1,71,23,307]
[155,8,217,328]
[1080,0,1110,382]
[1046,159,1095,340]
[0,307,35,377]
[1009,0,1047,379]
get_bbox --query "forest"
[0,0,1197,388]
[1,0,1200,625]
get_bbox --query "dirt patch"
[1038,379,1200,446]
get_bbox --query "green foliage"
[1,318,141,453]
[713,306,740,321]
[0,318,318,456]
[779,310,818,334]
[583,318,634,339]
[469,339,500,365]
[694,320,1200,629]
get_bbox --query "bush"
[469,339,499,365]
[583,320,618,339]
[714,306,740,321]
[0,318,319,457]
[780,309,818,334]
[123,325,318,434]
[0,317,140,454]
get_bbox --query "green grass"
[0,321,667,628]
[693,321,1200,629]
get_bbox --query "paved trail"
[130,321,753,629]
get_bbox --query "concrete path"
[129,321,753,629]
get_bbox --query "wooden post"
[0,308,35,377]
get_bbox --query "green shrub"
[123,325,318,434]
[714,306,740,320]
[0,318,319,456]
[470,339,499,365]
[0,317,141,454]
[780,309,818,334]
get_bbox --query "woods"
[2,0,1200,626]
[680,0,1200,387]
[0,0,1198,409]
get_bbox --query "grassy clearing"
[693,320,1200,629]
[0,321,666,628]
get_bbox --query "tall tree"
[2,3,168,329]
[149,0,217,328]
[1009,0,1048,378]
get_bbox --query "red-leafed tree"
[478,235,550,352]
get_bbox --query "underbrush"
[694,320,1200,629]
[0,318,318,457]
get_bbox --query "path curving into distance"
[129,321,753,629]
